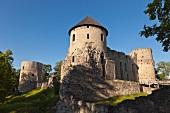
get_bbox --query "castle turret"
[130,48,156,83]
[18,61,43,93]
[68,16,108,65]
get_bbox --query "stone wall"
[57,86,170,113]
[106,47,138,81]
[60,64,140,101]
[18,61,43,93]
[57,64,141,112]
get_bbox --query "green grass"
[0,88,59,113]
[91,92,147,105]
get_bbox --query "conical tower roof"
[69,16,108,36]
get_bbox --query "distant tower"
[130,48,156,83]
[68,16,108,65]
[18,61,43,93]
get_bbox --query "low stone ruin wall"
[56,86,170,113]
[57,65,141,112]
[60,65,140,101]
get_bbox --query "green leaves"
[156,61,170,80]
[53,61,62,80]
[42,64,52,81]
[0,50,13,103]
[140,0,170,52]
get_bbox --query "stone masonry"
[130,48,156,83]
[18,61,43,93]
[56,16,156,113]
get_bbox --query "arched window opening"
[72,56,75,62]
[100,53,104,63]
[87,34,89,39]
[120,62,122,71]
[72,34,75,41]
[127,74,129,80]
[101,34,103,41]
[23,66,24,69]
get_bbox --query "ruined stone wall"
[130,48,156,83]
[61,42,105,82]
[57,86,170,113]
[60,64,140,101]
[106,47,138,81]
[57,63,141,112]
[18,61,43,93]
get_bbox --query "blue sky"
[0,0,169,70]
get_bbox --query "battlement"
[132,48,152,52]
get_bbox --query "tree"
[11,68,20,93]
[42,64,52,81]
[0,50,13,103]
[140,0,170,52]
[53,61,62,95]
[53,61,62,80]
[156,61,170,80]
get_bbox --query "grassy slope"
[91,92,148,105]
[0,88,59,113]
[0,88,147,113]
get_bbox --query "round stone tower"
[67,16,108,65]
[130,48,156,83]
[18,61,43,93]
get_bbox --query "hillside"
[0,88,59,113]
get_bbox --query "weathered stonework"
[56,86,170,113]
[56,16,156,113]
[130,48,156,83]
[18,61,43,93]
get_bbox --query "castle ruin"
[61,16,155,84]
[57,16,157,112]
[18,61,43,93]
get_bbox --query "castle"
[16,16,158,112]
[61,16,155,84]
[56,16,157,112]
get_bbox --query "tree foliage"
[53,61,62,95]
[53,61,62,80]
[140,0,170,52]
[156,61,170,80]
[11,68,20,92]
[0,50,13,103]
[42,64,52,81]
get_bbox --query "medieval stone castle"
[55,16,158,112]
[61,16,155,84]
[18,16,156,94]
[18,16,159,112]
